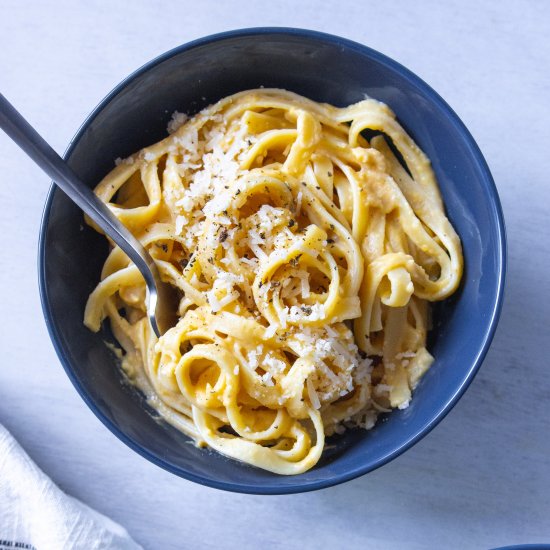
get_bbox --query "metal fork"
[0,92,178,337]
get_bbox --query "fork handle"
[0,92,162,328]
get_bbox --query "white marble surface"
[1,1,549,548]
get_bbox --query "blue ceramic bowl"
[39,28,506,494]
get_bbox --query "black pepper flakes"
[289,253,302,267]
[219,229,229,243]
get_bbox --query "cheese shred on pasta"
[84,89,463,475]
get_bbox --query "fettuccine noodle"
[84,89,462,474]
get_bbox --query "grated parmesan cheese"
[299,273,310,299]
[307,377,321,409]
[167,111,188,134]
[175,215,188,235]
[278,307,288,328]
[207,290,239,313]
[249,243,268,262]
[264,324,277,339]
[241,256,259,268]
[263,352,286,373]
[114,156,134,166]
[261,372,274,386]
[298,244,319,258]
[295,191,303,216]
[247,349,259,369]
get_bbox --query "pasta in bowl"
[39,29,505,492]
[84,89,462,475]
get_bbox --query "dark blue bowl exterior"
[38,28,506,494]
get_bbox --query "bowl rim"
[38,26,507,495]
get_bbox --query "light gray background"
[1,1,549,548]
